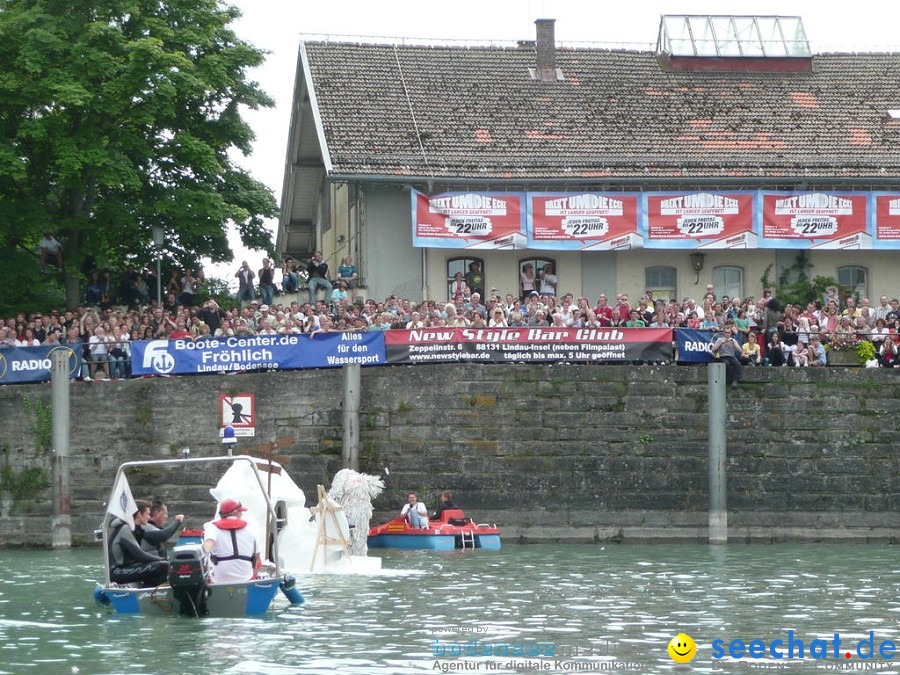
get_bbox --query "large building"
[277,16,900,305]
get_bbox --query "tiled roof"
[303,42,900,181]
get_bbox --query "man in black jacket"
[307,251,333,304]
[196,300,225,336]
[140,500,185,558]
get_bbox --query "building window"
[519,257,557,299]
[838,266,867,301]
[645,266,677,302]
[713,267,743,301]
[447,256,485,300]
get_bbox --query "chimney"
[532,19,561,82]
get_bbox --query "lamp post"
[151,226,164,306]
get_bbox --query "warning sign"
[219,394,256,437]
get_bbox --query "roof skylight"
[657,15,811,58]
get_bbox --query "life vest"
[213,518,247,531]
[210,518,255,564]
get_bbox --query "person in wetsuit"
[108,500,168,587]
[140,499,186,558]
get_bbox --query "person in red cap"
[202,498,260,584]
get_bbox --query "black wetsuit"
[108,517,168,587]
[140,519,182,558]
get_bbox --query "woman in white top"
[539,264,557,298]
[449,273,468,302]
[15,328,40,347]
[488,307,508,327]
[870,318,890,345]
[88,327,112,379]
[107,326,130,378]
[520,263,538,300]
[405,312,426,329]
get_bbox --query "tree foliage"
[0,0,277,308]
[760,252,840,308]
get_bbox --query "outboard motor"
[168,544,210,617]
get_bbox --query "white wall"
[363,185,422,300]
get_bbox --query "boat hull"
[367,513,501,551]
[101,578,281,617]
[367,533,457,550]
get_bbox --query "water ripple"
[2,545,900,672]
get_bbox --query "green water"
[1,544,900,674]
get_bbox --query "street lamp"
[151,226,164,306]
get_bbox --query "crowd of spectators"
[7,257,900,380]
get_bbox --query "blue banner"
[0,344,83,384]
[299,331,385,368]
[131,333,386,376]
[675,329,718,363]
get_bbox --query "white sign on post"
[219,394,256,437]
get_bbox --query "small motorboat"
[367,508,501,551]
[94,454,304,618]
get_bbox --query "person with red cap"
[202,498,260,584]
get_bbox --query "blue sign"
[0,344,83,384]
[131,332,386,376]
[675,329,718,363]
[299,331,385,368]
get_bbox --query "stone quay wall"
[1,364,898,547]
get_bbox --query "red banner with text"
[528,192,641,250]
[384,327,673,364]
[875,194,900,242]
[760,192,870,249]
[644,192,755,249]
[412,190,527,249]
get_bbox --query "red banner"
[761,192,869,248]
[645,192,753,247]
[412,190,526,249]
[384,327,673,364]
[529,193,640,250]
[876,194,900,240]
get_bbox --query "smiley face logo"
[668,633,697,663]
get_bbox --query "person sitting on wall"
[38,232,64,271]
[202,498,260,584]
[741,331,761,366]
[710,320,744,387]
[108,500,169,587]
[235,260,256,303]
[282,257,299,293]
[306,251,332,305]
[808,334,827,367]
[431,491,455,521]
[400,492,428,530]
[337,256,359,302]
[140,499,186,558]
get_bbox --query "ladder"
[459,530,476,549]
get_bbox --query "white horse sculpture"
[328,468,384,556]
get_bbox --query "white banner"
[107,472,138,529]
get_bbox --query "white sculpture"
[328,468,385,556]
